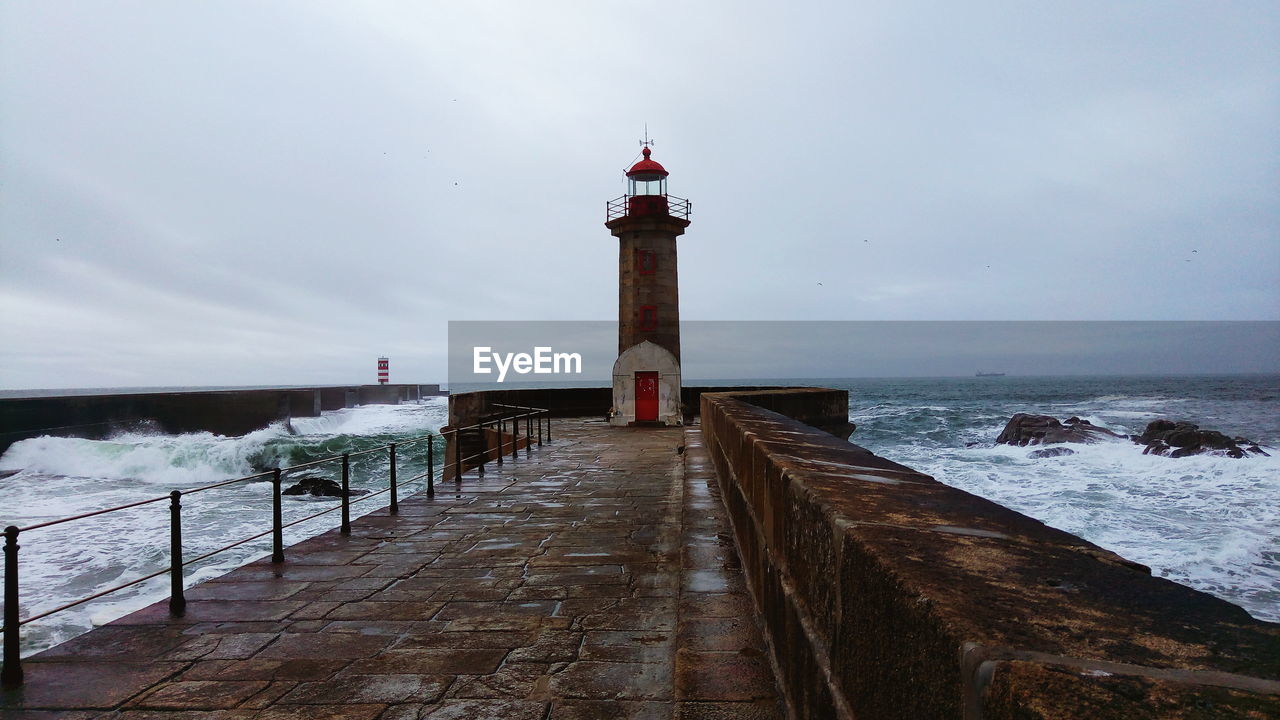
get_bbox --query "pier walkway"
[2,419,782,719]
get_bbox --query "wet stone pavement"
[2,419,783,720]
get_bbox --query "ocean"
[0,399,450,656]
[825,374,1280,624]
[1,375,1277,658]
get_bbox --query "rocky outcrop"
[997,415,1270,459]
[1135,420,1269,459]
[996,414,1126,446]
[282,476,369,497]
[1028,447,1076,458]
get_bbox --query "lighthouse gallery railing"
[605,194,691,222]
[1,405,552,687]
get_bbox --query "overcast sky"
[2,2,1277,388]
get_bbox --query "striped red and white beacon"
[377,357,389,385]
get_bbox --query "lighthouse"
[605,144,691,426]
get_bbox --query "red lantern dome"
[626,147,668,179]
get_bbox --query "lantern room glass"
[629,175,667,196]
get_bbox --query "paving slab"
[0,419,782,718]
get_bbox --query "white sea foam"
[0,428,277,486]
[0,398,449,655]
[289,402,446,437]
[884,432,1280,622]
[1,401,447,485]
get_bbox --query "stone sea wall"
[699,388,1280,719]
[0,385,443,453]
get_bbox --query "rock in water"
[1135,420,1268,459]
[996,413,1126,446]
[1029,447,1076,459]
[282,476,369,497]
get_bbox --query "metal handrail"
[0,406,552,687]
[13,567,172,629]
[605,193,692,222]
[7,414,531,536]
[491,404,551,446]
[184,470,277,496]
[16,495,172,534]
[0,412,549,564]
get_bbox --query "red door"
[635,372,659,422]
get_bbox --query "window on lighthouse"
[636,250,656,275]
[629,175,667,196]
[639,305,657,331]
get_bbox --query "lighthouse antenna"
[640,124,655,149]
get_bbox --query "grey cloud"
[2,1,1277,387]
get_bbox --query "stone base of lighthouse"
[608,340,682,426]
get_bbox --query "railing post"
[525,414,533,458]
[537,413,544,447]
[389,443,399,514]
[2,525,22,688]
[271,469,284,563]
[169,491,186,616]
[340,454,351,535]
[511,414,519,460]
[454,430,462,484]
[477,422,486,477]
[546,411,552,442]
[496,417,504,466]
[427,435,435,497]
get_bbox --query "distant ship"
[975,371,1006,377]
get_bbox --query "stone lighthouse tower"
[605,144,691,426]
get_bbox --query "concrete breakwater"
[0,385,445,454]
[699,388,1279,718]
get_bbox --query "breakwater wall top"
[444,385,830,427]
[698,388,1280,718]
[0,384,445,452]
